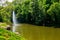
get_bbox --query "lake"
[16,24,60,40]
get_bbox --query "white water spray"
[12,11,17,32]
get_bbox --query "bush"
[0,0,60,26]
[0,28,24,40]
[47,2,60,26]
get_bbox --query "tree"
[47,2,60,26]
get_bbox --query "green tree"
[47,2,60,26]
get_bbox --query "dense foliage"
[0,28,23,40]
[0,0,60,27]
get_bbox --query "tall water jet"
[12,11,17,32]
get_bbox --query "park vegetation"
[0,28,23,40]
[0,0,60,27]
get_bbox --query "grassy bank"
[0,28,21,40]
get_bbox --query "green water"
[16,24,60,40]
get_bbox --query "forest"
[0,0,60,27]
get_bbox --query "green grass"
[0,23,7,28]
[0,28,24,40]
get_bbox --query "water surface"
[16,24,60,40]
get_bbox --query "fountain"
[12,11,17,32]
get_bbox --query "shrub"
[0,28,24,40]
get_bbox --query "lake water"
[16,24,60,40]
